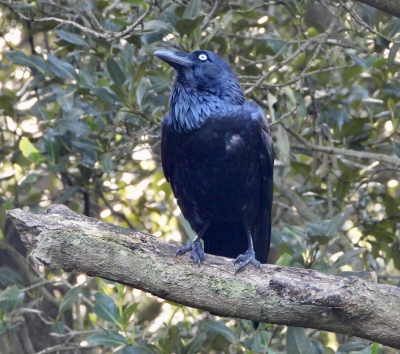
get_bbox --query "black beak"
[154,50,193,69]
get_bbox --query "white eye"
[198,53,208,61]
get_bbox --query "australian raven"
[154,49,274,275]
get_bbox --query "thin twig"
[103,0,122,17]
[244,6,343,95]
[289,139,400,166]
[3,0,153,42]
[340,0,400,45]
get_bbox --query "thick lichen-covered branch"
[6,205,400,349]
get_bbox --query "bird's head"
[154,49,245,105]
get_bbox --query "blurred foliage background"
[0,0,400,353]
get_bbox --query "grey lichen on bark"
[6,204,400,349]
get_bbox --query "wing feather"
[161,113,174,183]
[249,103,274,264]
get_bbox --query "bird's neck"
[169,83,222,133]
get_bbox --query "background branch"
[353,0,400,19]
[7,204,400,350]
[284,125,400,167]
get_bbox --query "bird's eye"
[198,53,208,61]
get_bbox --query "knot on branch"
[269,277,343,307]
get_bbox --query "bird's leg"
[175,224,209,266]
[234,230,262,274]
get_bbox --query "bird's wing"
[249,102,274,264]
[161,113,174,183]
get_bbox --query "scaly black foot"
[176,240,205,266]
[234,249,262,274]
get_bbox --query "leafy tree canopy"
[0,0,399,353]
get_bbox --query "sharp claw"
[176,240,205,266]
[234,254,245,265]
[234,251,262,274]
[175,245,192,256]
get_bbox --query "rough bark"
[6,204,400,349]
[354,0,400,19]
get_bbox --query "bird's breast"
[167,116,262,223]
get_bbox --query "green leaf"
[384,195,399,232]
[392,240,400,270]
[178,214,197,241]
[110,84,126,102]
[176,15,205,37]
[183,0,201,18]
[47,54,79,80]
[267,92,277,122]
[276,125,290,162]
[3,198,14,211]
[384,195,399,218]
[0,267,23,287]
[204,321,236,343]
[184,332,207,354]
[132,62,148,88]
[337,342,369,352]
[119,340,159,354]
[19,137,44,163]
[286,327,314,354]
[55,89,75,111]
[276,252,292,266]
[136,77,148,107]
[278,242,295,257]
[371,342,380,354]
[5,51,47,75]
[142,20,173,33]
[161,325,180,354]
[203,9,232,45]
[0,285,24,315]
[118,345,143,354]
[382,82,400,98]
[59,285,84,314]
[335,171,352,206]
[347,53,368,68]
[251,329,275,353]
[18,172,38,186]
[57,119,91,136]
[282,86,297,105]
[87,331,127,347]
[54,30,89,47]
[324,207,353,237]
[121,302,139,326]
[100,154,113,173]
[55,186,81,204]
[93,293,119,324]
[388,44,400,69]
[91,87,123,105]
[72,139,102,151]
[333,249,366,269]
[107,57,126,87]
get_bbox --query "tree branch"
[353,0,400,19]
[283,124,400,167]
[6,205,400,349]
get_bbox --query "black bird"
[154,49,274,276]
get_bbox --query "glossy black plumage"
[155,49,274,276]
